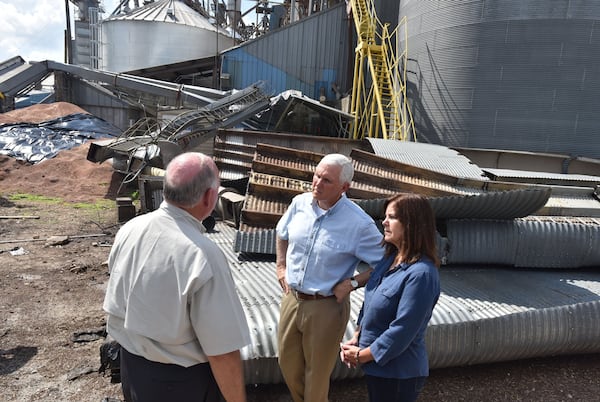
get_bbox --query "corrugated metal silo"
[399,0,600,159]
[101,0,234,73]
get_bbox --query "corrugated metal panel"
[355,188,551,221]
[445,218,600,268]
[400,0,600,159]
[538,190,600,217]
[234,226,277,255]
[221,3,351,101]
[428,302,600,368]
[484,168,600,187]
[453,146,600,176]
[205,222,600,383]
[366,138,489,180]
[428,189,551,220]
[428,265,600,368]
[445,219,520,266]
[350,148,529,198]
[514,218,600,267]
[374,0,401,27]
[108,0,217,30]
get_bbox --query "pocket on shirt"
[322,237,347,251]
[379,284,400,299]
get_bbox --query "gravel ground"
[246,353,600,401]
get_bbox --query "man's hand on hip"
[333,279,353,303]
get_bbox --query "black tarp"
[0,113,121,164]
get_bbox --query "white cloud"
[0,0,120,63]
[0,0,255,64]
[0,1,67,62]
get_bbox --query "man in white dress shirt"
[103,152,250,402]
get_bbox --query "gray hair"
[318,153,354,184]
[162,153,218,208]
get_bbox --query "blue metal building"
[221,3,353,102]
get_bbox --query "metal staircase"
[159,83,271,148]
[349,0,415,141]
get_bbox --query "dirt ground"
[1,139,599,401]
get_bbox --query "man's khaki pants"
[277,292,350,402]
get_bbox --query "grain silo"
[101,0,235,73]
[399,0,600,159]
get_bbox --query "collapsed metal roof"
[366,138,488,180]
[86,83,271,170]
[134,133,600,384]
[214,132,600,264]
[83,123,600,384]
[200,135,600,384]
[206,222,600,384]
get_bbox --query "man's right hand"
[276,236,290,294]
[277,265,289,294]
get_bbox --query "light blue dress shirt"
[276,192,384,296]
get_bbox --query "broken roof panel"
[366,138,488,180]
[233,140,600,263]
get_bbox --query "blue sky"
[0,0,257,64]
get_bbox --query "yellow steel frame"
[349,0,416,141]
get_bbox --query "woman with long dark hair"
[340,193,441,402]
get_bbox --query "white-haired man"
[275,153,384,402]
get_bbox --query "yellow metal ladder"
[349,0,415,141]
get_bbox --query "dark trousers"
[120,347,224,402]
[365,375,427,402]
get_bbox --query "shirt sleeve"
[190,248,251,356]
[369,269,438,366]
[354,220,385,266]
[276,196,298,240]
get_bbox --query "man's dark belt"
[292,289,335,301]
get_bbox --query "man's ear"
[203,186,219,208]
[203,187,214,207]
[341,182,350,193]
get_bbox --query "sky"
[0,0,256,64]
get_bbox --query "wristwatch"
[350,277,359,289]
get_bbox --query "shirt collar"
[160,201,206,233]
[382,254,414,275]
[311,193,347,215]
